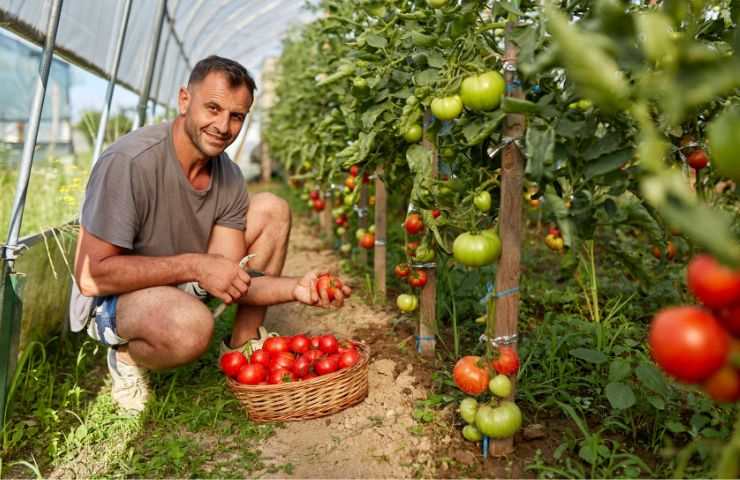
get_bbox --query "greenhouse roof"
[0,0,319,106]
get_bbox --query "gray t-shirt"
[68,121,248,331]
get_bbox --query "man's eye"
[208,105,218,112]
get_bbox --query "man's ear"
[178,86,191,115]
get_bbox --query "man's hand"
[195,253,251,304]
[293,270,352,308]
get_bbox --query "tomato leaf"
[584,148,633,179]
[569,348,607,364]
[525,123,554,181]
[605,382,636,410]
[501,97,541,114]
[414,68,440,86]
[462,111,506,145]
[364,33,388,49]
[544,186,576,248]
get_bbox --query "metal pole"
[149,31,172,123]
[93,0,133,166]
[3,0,64,264]
[136,0,168,128]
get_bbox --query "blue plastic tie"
[495,287,520,299]
[482,435,490,459]
[415,335,435,352]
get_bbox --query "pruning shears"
[212,253,264,318]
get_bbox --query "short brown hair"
[188,55,257,96]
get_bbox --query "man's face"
[178,72,252,158]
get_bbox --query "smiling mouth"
[205,131,227,144]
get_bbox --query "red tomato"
[220,351,247,378]
[304,349,324,363]
[649,306,730,383]
[268,368,296,384]
[406,241,419,257]
[491,346,520,375]
[345,176,356,191]
[337,341,357,354]
[290,335,311,354]
[362,172,370,184]
[312,198,326,212]
[318,334,339,354]
[687,255,740,309]
[309,190,320,200]
[687,149,709,170]
[310,337,321,350]
[431,209,441,219]
[350,165,359,177]
[717,304,740,336]
[404,213,424,235]
[304,372,319,380]
[236,363,267,385]
[394,263,410,278]
[453,356,490,395]
[316,274,344,302]
[703,366,740,403]
[250,349,271,368]
[408,269,428,288]
[270,351,296,371]
[359,233,375,249]
[293,356,312,378]
[339,349,361,369]
[263,337,290,356]
[315,356,339,375]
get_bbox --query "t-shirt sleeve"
[216,163,248,231]
[80,152,140,249]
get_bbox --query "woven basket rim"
[226,340,370,390]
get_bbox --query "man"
[69,56,350,413]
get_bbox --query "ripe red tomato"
[394,263,411,278]
[236,363,267,385]
[290,335,311,354]
[362,172,370,184]
[318,334,339,354]
[337,341,357,353]
[345,176,356,191]
[649,306,730,383]
[303,349,324,363]
[292,356,312,378]
[268,368,296,384]
[250,349,271,367]
[431,209,441,218]
[406,241,419,257]
[312,198,326,212]
[309,190,320,200]
[703,366,740,403]
[339,349,361,369]
[350,165,359,177]
[453,356,490,395]
[270,351,296,371]
[309,337,321,350]
[717,304,740,336]
[359,232,375,249]
[220,351,247,378]
[315,356,339,375]
[404,213,424,235]
[263,337,290,356]
[687,255,740,309]
[304,372,319,381]
[408,269,428,288]
[687,149,709,170]
[491,346,520,375]
[316,274,344,301]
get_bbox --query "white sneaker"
[219,326,280,359]
[107,348,151,414]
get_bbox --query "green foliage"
[75,110,132,148]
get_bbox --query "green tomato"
[708,106,740,182]
[300,193,309,201]
[431,95,463,121]
[403,124,423,143]
[475,401,522,439]
[414,245,435,262]
[355,228,367,241]
[577,99,593,110]
[453,232,501,267]
[396,294,418,312]
[489,374,513,398]
[406,95,419,106]
[368,224,376,234]
[473,191,492,212]
[459,397,478,424]
[460,72,505,111]
[344,194,355,207]
[336,226,347,236]
[426,0,448,7]
[340,243,352,253]
[352,77,369,97]
[462,425,483,442]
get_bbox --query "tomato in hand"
[453,356,490,395]
[404,213,424,235]
[491,346,520,375]
[236,363,267,385]
[316,274,344,302]
[687,255,740,309]
[408,269,428,288]
[649,306,730,383]
[220,351,247,378]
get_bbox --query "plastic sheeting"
[0,0,318,107]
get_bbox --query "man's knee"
[250,192,291,233]
[158,301,214,365]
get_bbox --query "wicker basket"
[226,341,370,422]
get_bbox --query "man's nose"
[213,111,229,134]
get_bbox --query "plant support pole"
[374,167,387,301]
[359,182,369,264]
[93,0,133,165]
[135,0,167,129]
[418,110,437,356]
[490,22,526,457]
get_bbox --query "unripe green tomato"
[300,193,309,201]
[577,99,593,110]
[474,191,492,212]
[459,397,478,424]
[403,124,423,143]
[368,224,376,234]
[460,72,505,111]
[476,401,522,439]
[708,107,740,182]
[344,194,354,207]
[307,199,315,209]
[426,0,448,8]
[396,294,418,312]
[336,226,347,236]
[431,95,463,121]
[406,95,419,106]
[489,374,513,398]
[462,425,483,442]
[356,228,367,241]
[414,245,435,262]
[453,232,501,267]
[340,243,352,253]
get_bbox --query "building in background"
[0,30,73,165]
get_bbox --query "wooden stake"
[373,167,387,302]
[418,110,438,356]
[490,22,527,458]
[320,193,334,247]
[359,182,369,265]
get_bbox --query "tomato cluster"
[220,334,362,385]
[648,254,740,403]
